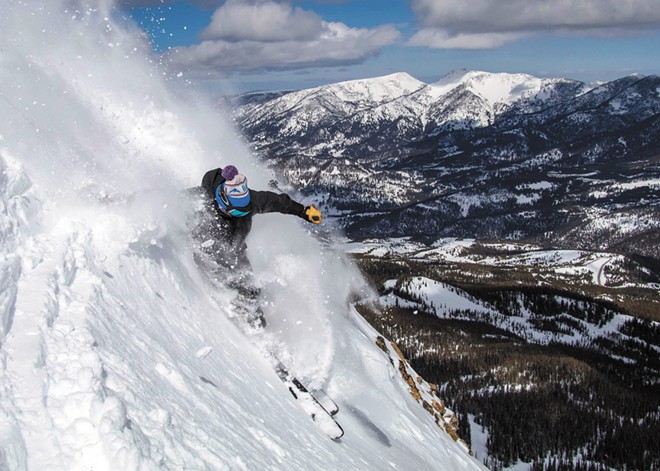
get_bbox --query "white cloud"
[164,2,400,75]
[409,29,527,49]
[201,0,323,41]
[409,0,660,49]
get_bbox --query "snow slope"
[0,2,483,470]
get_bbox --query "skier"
[191,164,322,327]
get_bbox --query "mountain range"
[229,70,660,260]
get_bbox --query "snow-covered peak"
[234,68,578,138]
[288,71,426,109]
[326,72,426,103]
[427,69,546,106]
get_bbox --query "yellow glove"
[303,205,322,224]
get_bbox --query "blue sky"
[121,0,660,93]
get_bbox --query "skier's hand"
[303,205,322,224]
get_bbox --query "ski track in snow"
[0,2,485,470]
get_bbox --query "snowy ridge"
[235,69,564,139]
[0,2,483,470]
[324,72,426,104]
[235,72,427,140]
[388,276,650,353]
[347,237,658,290]
[349,238,660,369]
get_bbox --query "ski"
[309,388,339,416]
[275,364,344,440]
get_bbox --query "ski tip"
[330,428,344,441]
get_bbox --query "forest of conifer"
[354,255,659,470]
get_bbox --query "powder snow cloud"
[164,0,400,75]
[409,0,660,49]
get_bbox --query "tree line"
[354,256,659,470]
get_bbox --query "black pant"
[190,199,265,328]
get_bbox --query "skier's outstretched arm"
[250,190,322,224]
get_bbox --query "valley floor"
[349,238,660,471]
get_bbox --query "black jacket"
[196,168,305,265]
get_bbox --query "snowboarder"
[190,165,322,327]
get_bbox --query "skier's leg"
[224,253,266,329]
